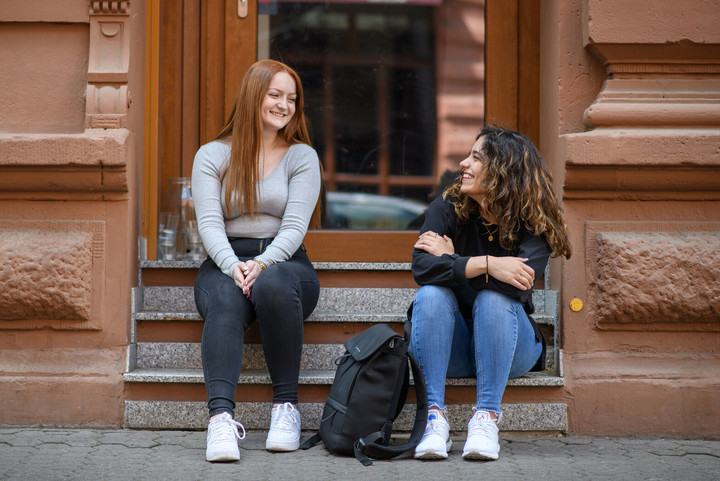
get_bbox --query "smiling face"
[261,71,297,133]
[458,136,487,203]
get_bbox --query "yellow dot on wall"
[569,298,583,312]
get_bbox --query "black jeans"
[194,238,320,417]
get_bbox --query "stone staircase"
[124,261,567,433]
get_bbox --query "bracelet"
[253,259,267,271]
[485,254,489,282]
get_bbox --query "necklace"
[477,218,497,241]
[483,222,497,242]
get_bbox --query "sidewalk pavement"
[1,428,718,481]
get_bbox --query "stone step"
[134,342,557,373]
[137,286,558,324]
[126,262,565,432]
[124,399,567,432]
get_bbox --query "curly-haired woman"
[409,125,571,461]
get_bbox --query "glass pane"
[259,1,438,230]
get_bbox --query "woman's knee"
[473,290,516,316]
[195,272,247,319]
[414,285,454,306]
[253,262,309,302]
[252,264,318,318]
[412,285,457,324]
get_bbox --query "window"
[259,2,437,229]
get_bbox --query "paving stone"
[1,429,718,480]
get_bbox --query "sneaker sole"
[462,450,499,461]
[206,451,240,462]
[265,440,300,452]
[414,439,452,460]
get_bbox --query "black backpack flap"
[354,350,429,466]
[343,343,407,437]
[344,323,401,362]
[310,324,404,456]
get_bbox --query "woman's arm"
[411,199,471,286]
[192,142,242,278]
[468,230,552,305]
[254,145,321,267]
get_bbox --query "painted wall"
[0,0,144,426]
[541,0,720,437]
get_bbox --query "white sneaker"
[265,402,301,451]
[462,410,500,460]
[414,409,452,460]
[206,412,246,462]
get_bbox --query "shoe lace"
[272,402,299,431]
[468,415,497,438]
[209,414,246,444]
[424,415,447,436]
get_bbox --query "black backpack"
[300,323,428,465]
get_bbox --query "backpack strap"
[353,350,428,466]
[299,432,322,451]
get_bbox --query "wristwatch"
[253,259,267,271]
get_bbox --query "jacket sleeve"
[468,228,552,307]
[411,199,471,286]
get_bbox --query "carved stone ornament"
[90,1,130,15]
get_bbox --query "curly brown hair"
[443,125,571,259]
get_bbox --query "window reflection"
[259,1,438,230]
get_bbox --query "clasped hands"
[232,260,262,298]
[415,230,535,291]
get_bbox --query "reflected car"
[324,191,428,230]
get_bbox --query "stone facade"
[0,0,143,426]
[544,0,720,437]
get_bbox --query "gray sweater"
[191,140,321,277]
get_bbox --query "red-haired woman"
[192,60,322,462]
[409,125,571,461]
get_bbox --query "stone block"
[0,220,105,329]
[588,226,720,330]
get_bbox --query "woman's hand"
[232,261,262,298]
[487,256,535,291]
[414,231,455,257]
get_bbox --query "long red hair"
[217,59,322,228]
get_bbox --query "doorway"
[143,0,538,261]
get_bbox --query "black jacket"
[409,196,552,372]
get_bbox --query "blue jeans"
[409,285,542,415]
[194,238,320,417]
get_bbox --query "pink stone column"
[540,0,720,437]
[0,0,143,427]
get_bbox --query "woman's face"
[261,71,297,134]
[459,136,486,203]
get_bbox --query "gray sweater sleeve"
[191,141,240,277]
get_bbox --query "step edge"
[133,311,557,324]
[140,260,412,271]
[124,368,565,387]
